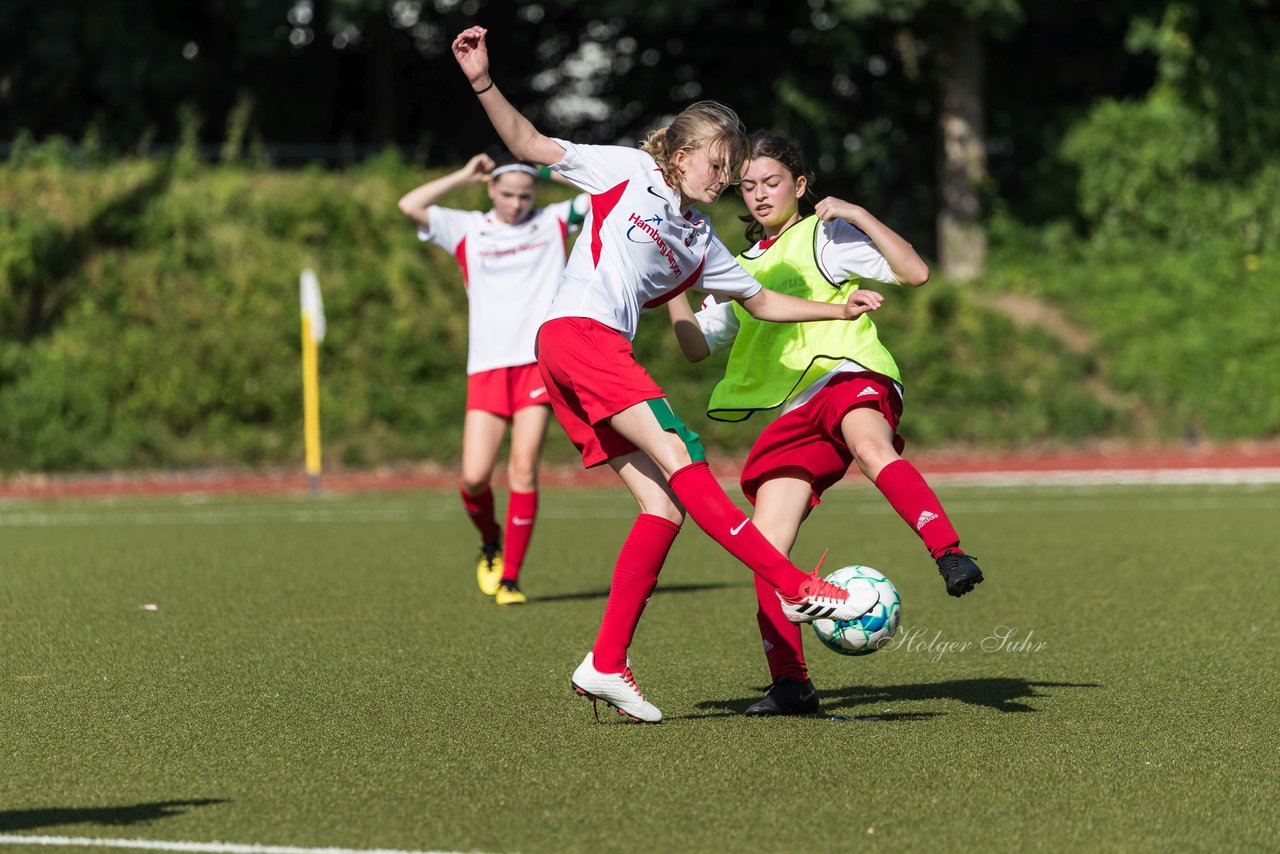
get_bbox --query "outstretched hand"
[843,289,883,319]
[452,26,491,87]
[446,24,566,167]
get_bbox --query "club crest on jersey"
[683,216,708,247]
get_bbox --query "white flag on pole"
[300,268,326,344]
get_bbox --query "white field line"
[922,467,1280,486]
[3,497,1275,529]
[940,496,1280,513]
[0,835,470,854]
[0,469,1276,529]
[0,505,631,527]
[0,507,417,527]
[711,467,1280,492]
[820,495,1280,514]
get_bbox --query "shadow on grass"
[0,798,227,831]
[672,708,946,722]
[534,581,745,604]
[823,678,1101,714]
[693,678,1100,717]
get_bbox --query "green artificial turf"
[2,482,1277,852]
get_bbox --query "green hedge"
[4,132,1271,474]
[0,152,477,470]
[986,86,1280,440]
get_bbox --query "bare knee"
[506,460,538,493]
[848,436,898,478]
[645,505,686,527]
[637,493,685,527]
[459,475,491,496]
[650,432,693,479]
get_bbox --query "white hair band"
[490,163,539,179]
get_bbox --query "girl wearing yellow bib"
[668,131,985,716]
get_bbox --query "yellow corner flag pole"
[300,269,326,494]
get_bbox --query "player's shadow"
[694,678,1099,717]
[676,706,942,722]
[823,678,1100,714]
[534,581,745,604]
[0,798,227,831]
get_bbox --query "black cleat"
[937,550,984,597]
[744,678,821,717]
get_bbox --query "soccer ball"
[811,565,901,656]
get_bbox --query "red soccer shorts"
[535,317,665,468]
[740,371,906,507]
[465,363,550,419]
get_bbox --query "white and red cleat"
[777,552,878,624]
[571,653,662,723]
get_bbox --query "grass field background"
[2,480,1277,852]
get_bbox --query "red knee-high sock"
[460,487,501,545]
[592,514,681,674]
[667,462,809,597]
[502,490,538,582]
[754,573,808,683]
[874,459,962,559]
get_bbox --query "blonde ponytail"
[640,101,748,191]
[639,126,669,160]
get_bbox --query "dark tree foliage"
[0,0,1225,232]
[1127,0,1280,179]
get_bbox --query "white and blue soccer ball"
[811,565,901,656]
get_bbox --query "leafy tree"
[824,1,1014,278]
[1127,0,1280,178]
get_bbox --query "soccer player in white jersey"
[398,152,588,606]
[453,25,884,723]
[668,131,983,716]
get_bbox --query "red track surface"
[3,441,1279,501]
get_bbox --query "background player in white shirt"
[453,25,884,723]
[399,152,588,606]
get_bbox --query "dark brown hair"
[739,130,816,244]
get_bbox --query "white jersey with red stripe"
[544,140,762,341]
[419,196,587,374]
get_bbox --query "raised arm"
[452,27,566,167]
[739,286,884,323]
[666,294,712,363]
[397,153,493,228]
[814,197,930,287]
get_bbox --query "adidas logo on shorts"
[857,385,878,397]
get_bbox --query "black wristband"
[473,80,494,95]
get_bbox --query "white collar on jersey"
[484,209,536,227]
